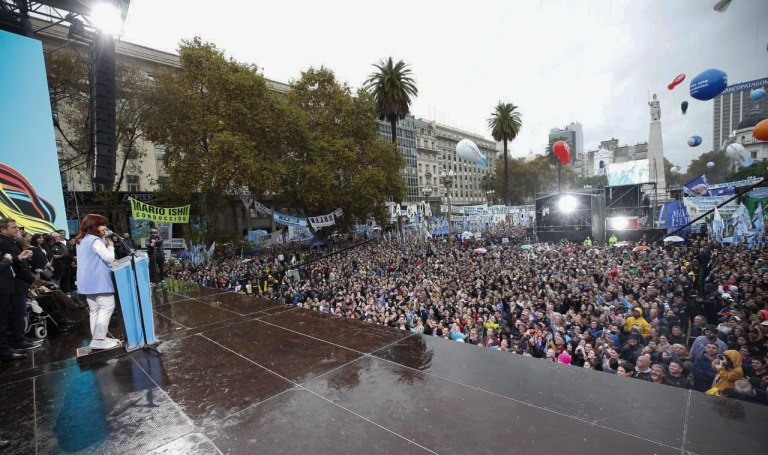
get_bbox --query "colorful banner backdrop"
[0,30,68,235]
[273,211,307,227]
[129,198,190,223]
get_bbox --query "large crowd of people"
[168,228,768,404]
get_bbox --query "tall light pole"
[440,170,455,244]
[421,186,433,249]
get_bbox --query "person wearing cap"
[620,333,643,365]
[690,324,727,361]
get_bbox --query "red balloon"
[553,140,572,165]
[668,73,686,90]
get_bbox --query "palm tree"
[488,102,522,205]
[364,57,418,144]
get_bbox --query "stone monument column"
[647,94,667,200]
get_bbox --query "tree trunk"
[503,138,509,205]
[389,117,397,144]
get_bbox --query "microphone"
[105,229,114,237]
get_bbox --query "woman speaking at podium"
[75,214,119,350]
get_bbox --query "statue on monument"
[649,94,661,121]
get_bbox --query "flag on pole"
[711,206,724,244]
[752,203,765,248]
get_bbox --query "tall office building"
[713,77,768,150]
[549,122,584,175]
[415,120,497,206]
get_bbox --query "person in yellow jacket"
[623,307,651,338]
[706,350,744,395]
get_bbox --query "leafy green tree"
[364,57,418,144]
[143,38,297,234]
[576,174,608,189]
[727,162,768,181]
[488,102,522,205]
[46,50,156,230]
[282,67,405,232]
[682,150,732,184]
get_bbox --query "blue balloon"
[751,88,766,101]
[687,135,703,147]
[689,69,728,101]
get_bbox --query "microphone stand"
[116,235,160,356]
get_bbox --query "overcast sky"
[121,0,768,168]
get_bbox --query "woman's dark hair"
[75,213,108,244]
[31,234,45,244]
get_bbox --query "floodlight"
[612,216,629,230]
[90,1,123,35]
[557,194,578,213]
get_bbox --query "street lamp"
[440,170,455,243]
[486,189,495,205]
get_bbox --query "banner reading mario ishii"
[129,198,190,223]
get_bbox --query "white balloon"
[725,143,752,167]
[456,139,487,169]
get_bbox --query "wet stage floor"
[1,287,765,454]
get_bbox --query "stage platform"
[0,287,764,454]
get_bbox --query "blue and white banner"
[287,226,313,242]
[665,200,690,236]
[683,175,709,197]
[273,211,307,227]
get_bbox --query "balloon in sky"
[668,74,686,90]
[455,138,487,169]
[713,0,732,12]
[750,88,766,101]
[552,141,572,166]
[725,143,753,168]
[690,69,728,101]
[753,119,768,141]
[706,161,715,169]
[681,101,689,114]
[687,135,703,147]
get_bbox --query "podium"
[111,253,156,351]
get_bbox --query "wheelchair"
[24,299,56,340]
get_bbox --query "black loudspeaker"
[90,32,116,185]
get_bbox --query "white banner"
[308,213,336,228]
[235,187,253,210]
[251,200,273,216]
[273,211,307,227]
[683,196,739,224]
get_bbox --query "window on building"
[751,151,757,159]
[157,176,169,190]
[154,145,166,160]
[127,175,140,192]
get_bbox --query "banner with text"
[308,213,336,228]
[273,211,307,227]
[129,198,190,223]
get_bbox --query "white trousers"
[85,294,115,340]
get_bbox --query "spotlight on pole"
[90,1,124,35]
[557,194,578,214]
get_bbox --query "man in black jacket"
[146,228,165,285]
[0,218,42,362]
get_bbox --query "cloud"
[122,0,768,170]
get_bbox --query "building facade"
[575,138,649,178]
[428,121,497,205]
[713,77,768,151]
[377,116,419,203]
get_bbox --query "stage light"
[90,1,123,35]
[612,216,629,230]
[558,194,578,213]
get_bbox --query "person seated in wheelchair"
[28,273,87,333]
